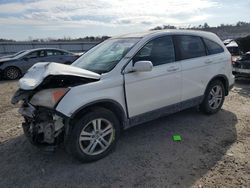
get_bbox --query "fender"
[205,74,229,96]
[70,99,128,128]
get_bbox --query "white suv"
[12,30,234,162]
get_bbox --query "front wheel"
[4,66,21,80]
[65,108,120,162]
[200,80,225,114]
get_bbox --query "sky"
[0,0,249,40]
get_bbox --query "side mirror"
[133,61,153,72]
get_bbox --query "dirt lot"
[0,79,249,188]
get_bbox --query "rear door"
[124,35,181,117]
[174,35,212,102]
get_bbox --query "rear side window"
[174,35,206,60]
[203,38,224,55]
[46,50,63,56]
[54,50,64,55]
[133,36,175,66]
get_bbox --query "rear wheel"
[66,108,120,162]
[200,80,225,114]
[4,67,21,80]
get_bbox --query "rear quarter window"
[174,35,206,60]
[203,38,224,55]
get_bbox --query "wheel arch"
[205,74,229,96]
[69,99,128,130]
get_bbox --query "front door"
[22,50,43,71]
[124,36,181,118]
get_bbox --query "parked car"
[12,30,234,162]
[0,48,79,80]
[232,52,250,78]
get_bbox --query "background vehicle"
[12,30,234,162]
[233,51,250,78]
[223,39,243,63]
[0,48,79,80]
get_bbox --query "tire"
[4,66,21,80]
[200,80,225,114]
[65,107,121,162]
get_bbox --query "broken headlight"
[30,88,70,108]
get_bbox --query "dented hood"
[19,62,100,90]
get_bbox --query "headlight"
[30,88,70,108]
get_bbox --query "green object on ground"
[172,134,182,142]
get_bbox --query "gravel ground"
[0,79,249,188]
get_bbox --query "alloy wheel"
[208,85,223,110]
[6,67,20,80]
[78,118,115,156]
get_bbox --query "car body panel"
[56,73,127,118]
[124,61,181,117]
[181,52,232,101]
[18,62,100,90]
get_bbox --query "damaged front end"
[12,89,67,148]
[12,62,100,148]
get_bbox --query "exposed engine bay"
[20,103,64,145]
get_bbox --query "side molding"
[126,96,203,129]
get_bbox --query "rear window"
[174,35,206,60]
[203,38,224,55]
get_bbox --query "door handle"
[167,66,179,72]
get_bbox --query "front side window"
[174,35,206,60]
[25,51,39,59]
[72,38,140,74]
[203,38,224,55]
[39,50,46,57]
[133,36,175,66]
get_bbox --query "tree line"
[150,21,250,30]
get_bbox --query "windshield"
[72,38,140,74]
[15,50,32,59]
[13,50,26,56]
